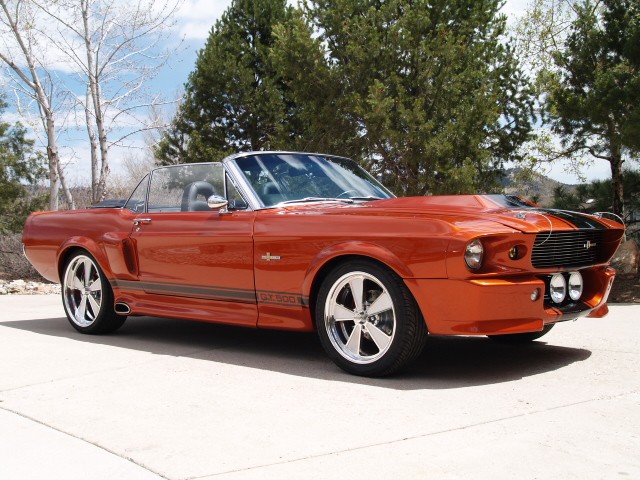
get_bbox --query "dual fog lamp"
[549,271,583,304]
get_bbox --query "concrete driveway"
[1,294,638,479]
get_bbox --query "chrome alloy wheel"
[63,254,104,327]
[324,271,396,364]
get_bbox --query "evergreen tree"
[548,0,640,217]
[306,0,534,195]
[552,169,640,223]
[269,9,360,155]
[158,0,535,197]
[155,0,292,165]
[0,97,48,233]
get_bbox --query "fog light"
[568,271,583,301]
[550,274,566,304]
[531,288,540,301]
[509,245,519,260]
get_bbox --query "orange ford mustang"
[22,152,625,376]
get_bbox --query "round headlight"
[464,239,484,271]
[568,271,583,301]
[549,273,566,304]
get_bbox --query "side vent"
[122,239,138,275]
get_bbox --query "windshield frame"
[224,151,394,209]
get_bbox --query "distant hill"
[500,168,576,207]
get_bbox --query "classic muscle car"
[22,152,625,376]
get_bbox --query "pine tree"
[158,0,534,197]
[155,0,292,165]
[0,98,48,233]
[306,0,534,195]
[548,0,640,217]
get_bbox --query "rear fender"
[58,236,114,281]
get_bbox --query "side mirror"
[207,195,229,213]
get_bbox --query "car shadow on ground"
[1,315,592,391]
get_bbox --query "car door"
[129,163,257,326]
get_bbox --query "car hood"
[280,195,620,233]
[365,195,618,233]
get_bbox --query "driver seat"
[181,181,217,211]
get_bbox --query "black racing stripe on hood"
[484,195,608,230]
[535,208,608,230]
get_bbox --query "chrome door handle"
[133,218,152,226]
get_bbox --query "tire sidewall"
[315,260,420,376]
[62,251,116,334]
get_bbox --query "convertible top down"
[22,152,625,376]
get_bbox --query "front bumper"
[405,266,616,335]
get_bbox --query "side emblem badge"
[261,252,281,261]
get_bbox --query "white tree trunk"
[0,0,74,210]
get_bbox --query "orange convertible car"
[22,152,625,376]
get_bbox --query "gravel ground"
[0,280,61,295]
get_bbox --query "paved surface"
[0,295,638,480]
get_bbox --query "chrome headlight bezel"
[464,239,484,271]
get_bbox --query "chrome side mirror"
[207,195,229,213]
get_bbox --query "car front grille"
[531,230,607,269]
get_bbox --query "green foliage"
[0,97,48,233]
[155,0,293,165]
[157,0,535,196]
[306,0,535,196]
[269,9,359,155]
[547,0,640,215]
[552,169,640,224]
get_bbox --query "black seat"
[259,181,283,205]
[260,182,279,195]
[181,181,217,211]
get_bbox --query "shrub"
[0,233,47,281]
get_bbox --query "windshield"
[233,153,393,207]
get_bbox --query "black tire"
[315,259,427,377]
[61,251,126,334]
[487,324,555,344]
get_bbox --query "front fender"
[301,240,415,298]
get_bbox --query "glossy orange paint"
[22,195,625,336]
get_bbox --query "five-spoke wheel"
[62,252,126,334]
[316,260,427,376]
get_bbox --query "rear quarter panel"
[22,209,136,283]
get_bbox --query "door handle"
[133,218,152,226]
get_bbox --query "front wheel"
[487,324,555,344]
[315,260,427,377]
[62,251,126,334]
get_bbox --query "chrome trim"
[132,218,152,226]
[223,159,263,210]
[114,302,131,315]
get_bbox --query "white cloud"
[176,0,233,40]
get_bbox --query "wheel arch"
[303,243,415,328]
[57,238,113,282]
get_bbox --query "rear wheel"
[62,252,126,334]
[315,260,427,377]
[487,324,554,344]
